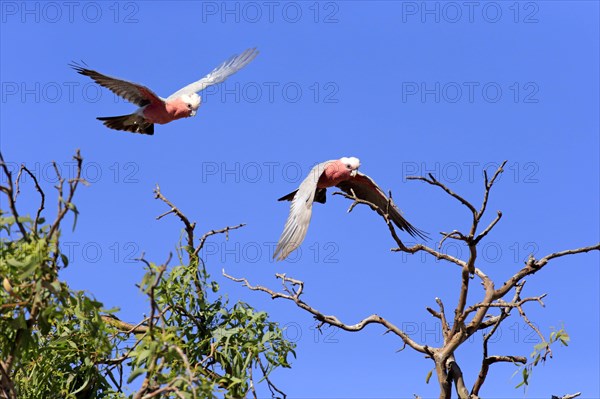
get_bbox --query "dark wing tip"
[69,61,92,75]
[405,224,430,241]
[392,212,429,241]
[277,190,297,202]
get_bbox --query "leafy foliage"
[515,326,570,389]
[1,212,116,398]
[0,151,295,398]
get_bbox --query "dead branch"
[15,165,45,236]
[222,270,431,355]
[47,150,87,240]
[194,223,246,257]
[0,153,28,239]
[406,173,477,216]
[495,244,600,299]
[154,184,196,250]
[225,160,598,398]
[153,185,245,261]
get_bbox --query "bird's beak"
[190,110,197,117]
[350,169,358,177]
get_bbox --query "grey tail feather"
[96,114,154,135]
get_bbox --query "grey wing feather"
[167,48,259,100]
[273,161,331,261]
[336,172,429,240]
[70,63,163,106]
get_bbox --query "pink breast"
[143,102,172,124]
[317,160,352,188]
[143,98,190,125]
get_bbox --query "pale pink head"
[318,156,361,188]
[340,156,361,177]
[180,93,201,117]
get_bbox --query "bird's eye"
[187,104,192,109]
[346,164,351,169]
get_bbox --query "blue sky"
[1,1,598,397]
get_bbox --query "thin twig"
[15,165,45,236]
[154,185,195,250]
[407,174,477,216]
[0,153,28,239]
[194,223,246,256]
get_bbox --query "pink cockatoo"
[274,157,428,261]
[71,48,258,135]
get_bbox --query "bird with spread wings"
[274,157,428,261]
[71,48,258,135]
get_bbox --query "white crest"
[181,93,201,110]
[340,156,361,170]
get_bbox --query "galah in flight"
[71,48,259,135]
[274,157,428,261]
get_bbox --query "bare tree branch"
[222,270,431,355]
[0,153,28,239]
[154,184,196,250]
[228,160,598,397]
[407,173,477,216]
[473,211,502,245]
[257,357,287,399]
[47,150,88,240]
[194,223,246,257]
[14,165,45,237]
[495,244,600,299]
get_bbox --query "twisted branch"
[222,270,431,355]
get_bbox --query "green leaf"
[533,342,547,351]
[515,380,525,389]
[17,216,32,224]
[127,367,147,384]
[136,349,152,366]
[7,257,26,267]
[425,369,433,384]
[66,203,79,232]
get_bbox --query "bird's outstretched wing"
[70,63,163,107]
[336,172,429,240]
[273,161,330,261]
[166,48,259,100]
